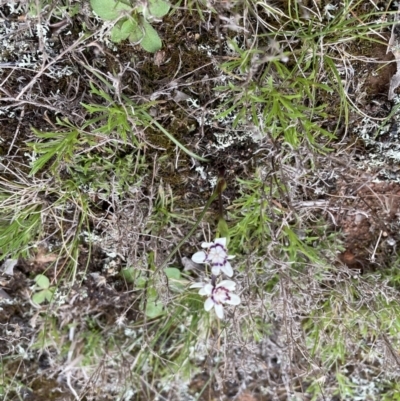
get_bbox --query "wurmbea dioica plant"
[190,278,240,320]
[192,237,235,277]
[190,170,241,319]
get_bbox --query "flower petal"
[227,254,235,260]
[201,242,213,248]
[226,293,241,306]
[191,251,207,264]
[218,280,236,290]
[189,282,204,289]
[214,303,224,319]
[221,261,233,277]
[204,297,214,311]
[211,265,221,276]
[199,284,213,296]
[214,238,227,247]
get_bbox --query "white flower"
[190,280,241,319]
[191,238,235,277]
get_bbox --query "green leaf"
[217,218,230,246]
[90,0,132,20]
[164,268,186,292]
[44,288,55,302]
[29,126,83,176]
[121,267,148,287]
[121,17,139,36]
[32,289,54,304]
[111,17,138,42]
[110,22,126,43]
[32,290,47,304]
[148,0,170,18]
[129,24,144,43]
[0,213,41,258]
[34,274,50,289]
[136,277,147,288]
[145,300,164,318]
[140,21,162,53]
[120,267,135,283]
[164,267,181,280]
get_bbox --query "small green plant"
[29,118,97,176]
[121,265,186,318]
[32,274,55,304]
[90,0,170,52]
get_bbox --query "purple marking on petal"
[227,293,241,305]
[219,280,236,289]
[211,262,224,267]
[221,261,233,277]
[209,243,226,252]
[215,238,227,248]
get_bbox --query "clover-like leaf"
[34,274,50,290]
[140,21,162,53]
[32,288,55,304]
[120,267,147,288]
[32,290,47,304]
[90,0,132,20]
[143,288,164,318]
[44,288,55,302]
[148,0,170,18]
[145,299,164,318]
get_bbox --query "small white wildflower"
[191,238,235,277]
[190,280,241,319]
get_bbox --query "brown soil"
[334,177,400,271]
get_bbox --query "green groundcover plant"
[90,0,170,52]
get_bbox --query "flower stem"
[216,167,230,242]
[216,167,226,220]
[158,169,227,274]
[157,190,219,273]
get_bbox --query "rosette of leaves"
[32,274,55,304]
[90,0,170,52]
